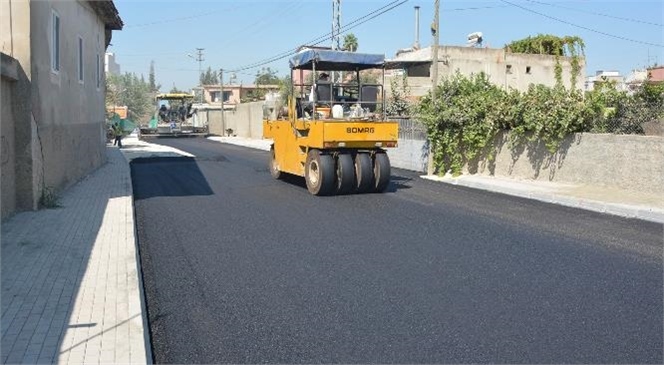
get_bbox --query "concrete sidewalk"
[210,136,664,224]
[1,146,151,365]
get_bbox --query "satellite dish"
[466,31,483,47]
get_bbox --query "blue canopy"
[289,49,385,71]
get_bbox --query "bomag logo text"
[346,127,375,134]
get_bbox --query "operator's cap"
[319,72,329,78]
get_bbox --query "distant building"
[0,0,122,219]
[624,69,648,94]
[104,52,120,76]
[107,105,128,119]
[647,65,664,83]
[584,70,624,92]
[200,84,280,108]
[385,45,586,97]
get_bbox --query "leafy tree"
[279,75,293,105]
[254,67,280,85]
[106,72,152,122]
[343,33,358,52]
[170,84,183,93]
[386,72,412,117]
[148,60,160,92]
[246,67,281,101]
[200,66,219,85]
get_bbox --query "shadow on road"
[130,157,214,200]
[273,172,413,195]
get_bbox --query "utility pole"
[195,48,204,103]
[427,0,440,176]
[219,68,225,135]
[332,0,342,83]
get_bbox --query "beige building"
[385,46,586,97]
[1,1,122,219]
[104,52,121,76]
[200,84,280,106]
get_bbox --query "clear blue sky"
[109,0,664,91]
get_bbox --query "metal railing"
[389,117,428,140]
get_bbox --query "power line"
[229,0,404,72]
[228,0,408,73]
[124,3,253,28]
[523,0,663,27]
[444,5,510,12]
[499,0,664,48]
[216,0,304,49]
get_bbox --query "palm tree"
[343,33,358,52]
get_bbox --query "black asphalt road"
[131,138,663,364]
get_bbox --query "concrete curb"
[125,171,154,365]
[114,145,155,364]
[421,175,664,224]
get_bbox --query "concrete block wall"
[388,139,428,172]
[467,132,664,195]
[390,131,664,195]
[208,102,264,138]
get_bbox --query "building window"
[406,64,430,77]
[78,36,84,83]
[209,91,231,102]
[506,65,512,74]
[526,66,532,74]
[96,54,101,89]
[51,11,60,72]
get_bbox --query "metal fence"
[389,117,428,141]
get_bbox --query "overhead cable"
[500,0,664,48]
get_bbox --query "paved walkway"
[1,147,150,365]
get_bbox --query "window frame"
[51,10,60,73]
[96,53,101,90]
[78,36,84,84]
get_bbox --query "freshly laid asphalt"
[130,138,662,364]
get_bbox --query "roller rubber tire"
[269,146,282,180]
[305,149,336,196]
[336,153,355,194]
[354,152,374,193]
[373,152,391,193]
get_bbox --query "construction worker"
[112,121,124,148]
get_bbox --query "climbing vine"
[417,34,660,176]
[505,34,585,89]
[417,72,518,175]
[418,72,595,175]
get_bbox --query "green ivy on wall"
[505,34,585,89]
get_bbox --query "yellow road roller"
[263,49,398,195]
